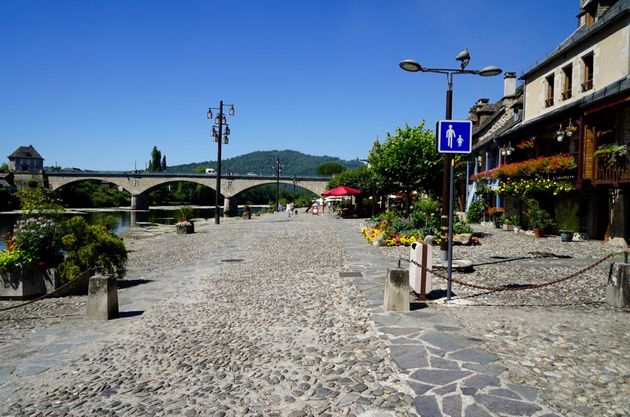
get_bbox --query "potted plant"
[557,201,579,242]
[175,205,194,234]
[0,216,62,298]
[501,214,519,232]
[526,199,554,238]
[487,207,505,228]
[594,143,628,169]
[243,204,252,219]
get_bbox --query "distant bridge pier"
[131,194,149,211]
[223,197,239,217]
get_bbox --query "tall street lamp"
[400,49,501,299]
[292,175,297,204]
[207,100,235,225]
[273,158,283,211]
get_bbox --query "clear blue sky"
[1,1,579,172]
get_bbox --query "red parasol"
[321,185,362,197]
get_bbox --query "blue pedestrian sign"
[437,120,472,154]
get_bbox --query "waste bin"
[409,241,432,296]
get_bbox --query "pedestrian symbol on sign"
[437,120,472,154]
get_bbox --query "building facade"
[468,0,629,240]
[7,145,44,173]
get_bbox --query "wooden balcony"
[593,154,630,184]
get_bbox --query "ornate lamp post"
[273,158,283,211]
[207,100,235,224]
[292,176,297,204]
[400,49,501,300]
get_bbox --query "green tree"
[316,162,346,176]
[148,146,166,172]
[368,121,442,210]
[0,163,8,173]
[14,187,63,213]
[328,166,374,192]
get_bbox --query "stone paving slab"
[335,218,566,417]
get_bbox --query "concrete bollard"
[85,271,119,320]
[606,263,630,308]
[383,269,410,312]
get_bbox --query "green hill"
[166,150,362,176]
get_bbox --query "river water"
[0,206,264,251]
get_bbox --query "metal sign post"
[437,120,472,301]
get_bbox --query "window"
[562,64,573,100]
[545,73,555,108]
[582,52,594,92]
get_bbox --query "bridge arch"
[45,172,329,210]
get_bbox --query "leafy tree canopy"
[328,166,375,193]
[368,121,442,199]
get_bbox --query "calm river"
[0,206,263,251]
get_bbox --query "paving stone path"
[0,213,627,416]
[336,221,568,417]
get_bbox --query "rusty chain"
[403,252,616,292]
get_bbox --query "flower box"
[0,264,54,299]
[175,220,195,235]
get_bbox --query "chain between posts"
[0,267,96,313]
[403,253,616,292]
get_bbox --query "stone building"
[7,145,44,173]
[468,0,629,240]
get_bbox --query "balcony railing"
[562,89,572,100]
[594,154,630,183]
[581,79,593,92]
[544,97,554,108]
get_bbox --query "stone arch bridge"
[44,171,330,211]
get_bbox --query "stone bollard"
[86,271,119,320]
[383,269,410,312]
[606,263,630,308]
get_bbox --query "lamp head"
[207,108,212,119]
[479,66,502,77]
[399,59,423,72]
[455,48,470,70]
[229,105,235,116]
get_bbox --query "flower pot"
[0,264,50,299]
[176,221,195,234]
[533,227,545,238]
[503,224,514,231]
[560,230,574,242]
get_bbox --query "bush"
[454,222,473,234]
[391,217,414,233]
[466,200,486,223]
[525,198,555,230]
[13,216,61,265]
[56,216,127,283]
[410,198,440,228]
[177,205,194,222]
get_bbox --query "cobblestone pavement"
[0,214,628,417]
[0,214,416,416]
[375,223,629,417]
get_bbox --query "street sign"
[437,120,472,154]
